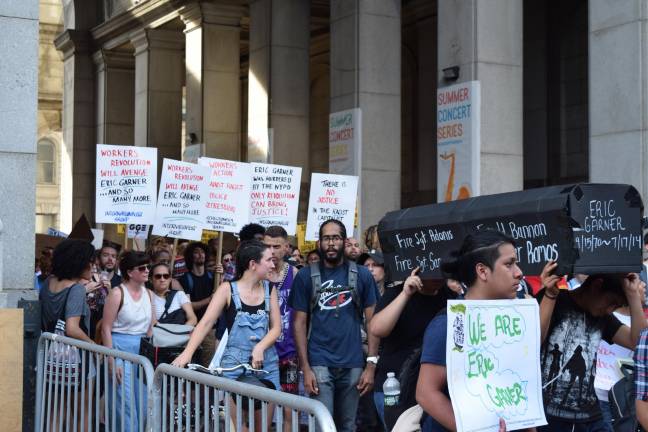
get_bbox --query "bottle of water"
[383,372,400,407]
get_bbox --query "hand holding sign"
[403,267,423,297]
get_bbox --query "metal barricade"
[152,363,337,432]
[35,332,155,432]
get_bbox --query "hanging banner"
[152,159,209,241]
[95,144,158,224]
[329,108,361,175]
[446,299,547,432]
[198,157,252,234]
[437,81,480,202]
[249,162,302,235]
[305,173,358,241]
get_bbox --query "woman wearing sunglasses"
[149,263,197,325]
[101,251,155,431]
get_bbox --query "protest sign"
[127,224,149,240]
[152,159,209,241]
[95,144,157,224]
[198,157,252,234]
[379,183,643,281]
[249,162,302,235]
[446,299,547,432]
[437,81,480,202]
[305,173,358,241]
[329,108,361,175]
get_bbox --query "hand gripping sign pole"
[213,232,224,293]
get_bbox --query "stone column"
[247,0,310,176]
[0,2,38,302]
[55,30,96,229]
[131,28,184,166]
[181,2,244,161]
[94,48,135,145]
[330,0,401,237]
[589,1,648,197]
[438,0,523,195]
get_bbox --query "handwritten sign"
[152,159,209,241]
[305,173,358,241]
[446,299,547,432]
[329,108,361,175]
[437,81,480,202]
[249,162,302,235]
[379,184,642,281]
[127,224,149,240]
[95,144,157,224]
[198,157,252,234]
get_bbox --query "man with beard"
[345,237,362,262]
[289,219,379,431]
[178,242,215,365]
[88,241,122,338]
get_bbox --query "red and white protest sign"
[305,173,358,241]
[249,162,302,235]
[152,159,210,241]
[95,144,157,224]
[198,157,252,234]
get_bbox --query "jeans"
[539,417,611,432]
[311,366,363,432]
[374,391,386,426]
[598,401,614,432]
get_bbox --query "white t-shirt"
[152,290,190,321]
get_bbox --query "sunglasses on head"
[153,273,171,280]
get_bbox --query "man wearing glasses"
[289,219,379,431]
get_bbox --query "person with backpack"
[636,328,648,430]
[40,239,96,431]
[415,230,535,432]
[288,218,379,432]
[368,267,454,429]
[149,263,197,325]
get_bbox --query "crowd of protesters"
[37,220,648,432]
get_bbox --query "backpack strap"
[117,284,125,313]
[347,261,362,319]
[308,262,322,338]
[263,280,270,314]
[159,290,178,322]
[185,273,194,293]
[230,281,243,312]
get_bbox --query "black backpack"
[158,290,187,325]
[384,347,423,430]
[609,362,644,432]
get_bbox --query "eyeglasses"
[223,258,232,263]
[132,265,149,272]
[153,273,171,280]
[321,235,344,244]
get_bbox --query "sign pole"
[171,238,179,275]
[123,226,129,251]
[213,231,224,293]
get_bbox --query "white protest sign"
[95,144,157,224]
[305,173,358,241]
[152,159,209,241]
[198,157,252,234]
[249,162,302,235]
[446,299,546,432]
[437,81,480,202]
[329,108,361,175]
[127,224,149,240]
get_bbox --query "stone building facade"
[50,0,648,242]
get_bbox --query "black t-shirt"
[374,285,448,389]
[538,289,623,423]
[179,271,213,320]
[224,283,275,332]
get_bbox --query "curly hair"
[51,239,95,280]
[184,242,210,270]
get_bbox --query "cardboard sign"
[379,184,643,281]
[329,108,361,175]
[95,144,157,224]
[437,81,480,202]
[305,173,358,241]
[446,299,547,432]
[198,157,252,234]
[249,162,302,235]
[152,159,209,241]
[127,224,149,240]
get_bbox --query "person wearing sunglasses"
[101,251,155,431]
[149,263,197,325]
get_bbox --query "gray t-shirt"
[40,281,91,335]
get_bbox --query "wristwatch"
[366,356,379,365]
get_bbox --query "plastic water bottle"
[383,372,400,407]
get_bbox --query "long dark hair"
[235,240,269,280]
[441,230,516,287]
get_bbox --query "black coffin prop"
[378,184,643,281]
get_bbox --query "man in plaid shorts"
[635,327,648,429]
